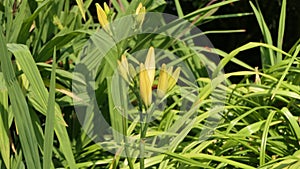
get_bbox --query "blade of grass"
[260,111,276,165]
[288,38,300,54]
[107,76,135,168]
[174,0,184,18]
[11,151,25,169]
[200,12,253,20]
[7,44,65,125]
[18,0,51,43]
[277,0,286,62]
[8,0,27,43]
[37,31,82,61]
[184,153,257,169]
[7,43,77,169]
[110,0,129,14]
[183,0,239,19]
[250,1,275,67]
[0,25,41,169]
[148,146,256,169]
[280,107,300,141]
[0,73,10,169]
[213,42,291,78]
[76,0,86,21]
[271,45,300,99]
[43,47,57,169]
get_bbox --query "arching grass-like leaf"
[7,43,77,169]
[0,25,41,169]
[43,47,57,169]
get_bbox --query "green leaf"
[37,31,82,62]
[183,0,239,20]
[0,24,41,169]
[271,45,300,99]
[43,46,57,169]
[76,0,86,21]
[8,0,28,43]
[174,0,184,18]
[280,107,300,141]
[260,111,276,165]
[17,0,51,43]
[249,1,275,67]
[0,73,10,169]
[277,0,286,62]
[6,43,77,169]
[213,42,291,78]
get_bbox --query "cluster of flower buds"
[96,2,146,32]
[117,54,136,84]
[95,2,110,32]
[157,64,181,99]
[117,47,181,107]
[135,3,146,28]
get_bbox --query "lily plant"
[117,47,180,169]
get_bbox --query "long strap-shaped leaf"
[0,26,41,169]
[213,42,291,78]
[271,45,300,99]
[0,73,10,169]
[250,1,275,67]
[7,43,77,169]
[43,47,57,169]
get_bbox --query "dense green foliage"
[0,0,299,168]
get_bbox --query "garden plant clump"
[0,0,299,168]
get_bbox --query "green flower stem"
[140,112,145,169]
[121,110,134,169]
[129,84,146,169]
[140,102,157,169]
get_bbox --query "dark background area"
[165,0,300,76]
[90,0,299,82]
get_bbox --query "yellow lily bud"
[103,2,110,15]
[144,47,155,86]
[168,67,181,90]
[117,54,130,82]
[135,3,146,28]
[136,3,145,15]
[139,63,152,107]
[167,66,173,75]
[96,3,110,32]
[157,64,169,98]
[157,64,181,98]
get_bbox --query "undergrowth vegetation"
[0,0,299,168]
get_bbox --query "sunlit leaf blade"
[6,44,77,169]
[0,73,10,169]
[250,1,275,67]
[76,0,86,21]
[214,42,291,78]
[260,111,276,165]
[277,0,286,62]
[37,31,82,62]
[43,47,57,169]
[174,0,184,18]
[271,45,300,99]
[0,26,41,169]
